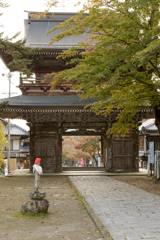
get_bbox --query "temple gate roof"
[0,95,97,108]
[25,11,87,50]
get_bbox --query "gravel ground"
[1,174,157,240]
[0,176,103,240]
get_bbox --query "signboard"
[149,142,154,164]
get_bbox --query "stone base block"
[29,192,46,200]
[21,199,49,214]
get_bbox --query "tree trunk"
[153,105,160,133]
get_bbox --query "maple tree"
[62,136,97,165]
[45,0,160,136]
[75,136,100,160]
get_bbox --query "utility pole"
[2,72,12,175]
[7,72,11,174]
[2,71,18,175]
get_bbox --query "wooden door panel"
[113,140,134,169]
[34,138,56,171]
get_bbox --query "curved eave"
[0,50,17,72]
[0,48,83,73]
[0,94,98,118]
[0,94,97,107]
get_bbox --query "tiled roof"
[25,12,89,50]
[142,122,158,131]
[0,95,97,107]
[139,119,158,133]
[0,118,29,136]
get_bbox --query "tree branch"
[149,60,160,78]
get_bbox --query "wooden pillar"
[101,135,107,168]
[105,134,112,171]
[134,129,139,171]
[29,122,35,171]
[56,129,62,172]
[101,136,103,167]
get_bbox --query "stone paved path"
[70,176,160,240]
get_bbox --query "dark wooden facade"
[0,12,154,172]
[0,103,153,171]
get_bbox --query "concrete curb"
[8,169,148,177]
[81,199,111,240]
[8,173,148,177]
[69,178,112,240]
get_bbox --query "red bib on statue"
[34,165,43,174]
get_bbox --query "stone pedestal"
[29,192,46,200]
[21,192,49,214]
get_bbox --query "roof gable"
[0,118,29,136]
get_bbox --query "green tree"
[0,120,7,171]
[46,0,160,136]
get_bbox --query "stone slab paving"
[70,176,160,240]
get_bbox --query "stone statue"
[21,157,49,214]
[33,158,43,192]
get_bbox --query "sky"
[0,0,83,130]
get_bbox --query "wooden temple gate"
[0,105,152,172]
[0,11,154,172]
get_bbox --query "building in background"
[139,119,160,168]
[0,119,29,171]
